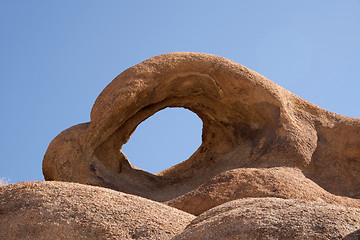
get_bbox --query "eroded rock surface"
[166,167,360,215]
[43,52,360,202]
[39,52,360,239]
[0,181,195,240]
[172,198,360,240]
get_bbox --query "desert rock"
[0,181,195,240]
[166,167,360,215]
[172,198,360,240]
[39,52,360,239]
[43,52,360,202]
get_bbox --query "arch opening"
[122,107,203,174]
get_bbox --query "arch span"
[43,52,360,201]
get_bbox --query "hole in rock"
[122,107,203,174]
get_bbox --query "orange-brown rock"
[37,52,360,239]
[43,52,360,203]
[0,181,194,240]
[173,198,360,240]
[166,167,360,215]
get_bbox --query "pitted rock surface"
[0,181,195,240]
[43,52,360,204]
[172,198,360,240]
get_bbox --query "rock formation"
[43,52,360,203]
[3,52,360,239]
[0,181,194,240]
[166,167,360,215]
[173,198,360,240]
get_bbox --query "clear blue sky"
[1,1,359,184]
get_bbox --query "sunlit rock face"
[43,52,360,202]
[38,52,360,239]
[0,181,195,240]
[172,198,360,240]
[165,167,360,216]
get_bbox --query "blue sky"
[1,1,359,183]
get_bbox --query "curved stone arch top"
[43,52,360,201]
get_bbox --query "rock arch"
[43,52,360,202]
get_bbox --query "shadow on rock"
[344,229,360,240]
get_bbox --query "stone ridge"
[166,167,360,215]
[0,181,195,240]
[172,198,360,240]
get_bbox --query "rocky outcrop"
[35,52,360,239]
[166,167,360,215]
[173,198,360,240]
[0,181,195,240]
[43,52,360,203]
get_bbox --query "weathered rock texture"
[38,52,360,239]
[166,167,360,215]
[0,181,195,240]
[43,52,360,203]
[173,198,360,240]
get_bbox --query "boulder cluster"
[1,53,359,239]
